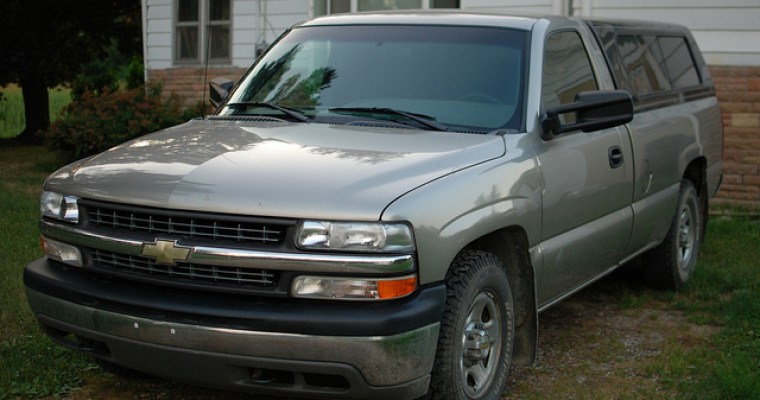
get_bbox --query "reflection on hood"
[46,119,505,220]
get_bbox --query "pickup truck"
[25,12,722,400]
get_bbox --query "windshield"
[222,25,527,132]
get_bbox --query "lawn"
[0,146,93,399]
[0,145,758,399]
[0,86,72,139]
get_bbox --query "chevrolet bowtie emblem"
[140,239,192,265]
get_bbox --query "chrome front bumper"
[27,288,439,399]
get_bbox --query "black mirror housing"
[209,77,235,109]
[541,90,633,140]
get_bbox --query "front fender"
[382,135,541,284]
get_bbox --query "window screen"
[175,0,230,63]
[177,0,199,61]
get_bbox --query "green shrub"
[46,83,204,162]
[126,57,145,89]
[71,40,145,100]
[71,57,120,100]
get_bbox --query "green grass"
[0,146,93,399]
[0,145,758,398]
[0,86,72,138]
[662,216,760,399]
[0,146,59,340]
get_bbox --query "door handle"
[609,146,624,168]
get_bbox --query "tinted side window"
[542,31,598,123]
[616,34,671,96]
[658,36,700,89]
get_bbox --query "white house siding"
[462,0,565,15]
[570,0,760,67]
[144,0,173,70]
[233,0,309,68]
[142,0,309,104]
[144,0,760,69]
[143,0,308,70]
[232,0,261,68]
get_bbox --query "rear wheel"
[427,250,514,400]
[643,180,702,290]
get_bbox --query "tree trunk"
[15,72,50,144]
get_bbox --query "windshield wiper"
[329,107,448,131]
[225,102,311,123]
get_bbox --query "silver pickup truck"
[25,12,722,400]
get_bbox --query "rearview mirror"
[541,90,633,140]
[209,77,235,109]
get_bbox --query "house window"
[176,0,231,64]
[313,0,459,17]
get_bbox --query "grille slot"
[85,203,285,244]
[90,249,277,286]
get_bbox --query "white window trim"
[174,0,232,66]
[310,0,437,18]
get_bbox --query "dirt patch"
[505,272,719,399]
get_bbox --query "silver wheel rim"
[677,197,698,278]
[460,291,502,398]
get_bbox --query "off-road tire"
[643,179,702,290]
[426,250,514,400]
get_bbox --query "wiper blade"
[225,102,311,122]
[329,107,448,131]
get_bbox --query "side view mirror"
[209,77,235,109]
[541,90,633,140]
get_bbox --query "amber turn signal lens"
[378,276,417,299]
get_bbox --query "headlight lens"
[292,275,417,300]
[40,191,79,223]
[41,236,83,267]
[296,221,414,252]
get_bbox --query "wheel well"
[683,157,707,197]
[465,227,537,367]
[683,157,708,240]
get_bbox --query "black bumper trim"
[24,257,445,336]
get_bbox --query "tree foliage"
[0,0,142,142]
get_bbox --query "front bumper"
[24,258,444,399]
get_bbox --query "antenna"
[202,4,212,108]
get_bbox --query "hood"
[46,119,505,220]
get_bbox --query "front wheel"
[427,250,514,400]
[643,179,702,290]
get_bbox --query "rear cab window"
[587,22,708,110]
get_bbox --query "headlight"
[40,191,79,223]
[296,221,414,252]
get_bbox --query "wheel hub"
[465,327,491,364]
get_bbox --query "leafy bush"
[71,57,120,100]
[46,83,205,162]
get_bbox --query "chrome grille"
[90,249,276,286]
[85,203,284,244]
